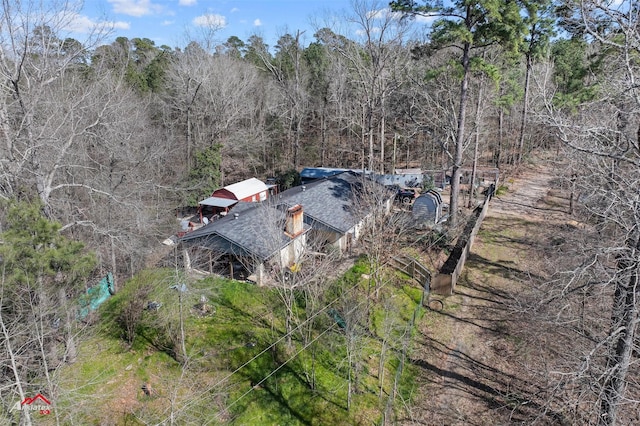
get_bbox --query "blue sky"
[76,0,361,49]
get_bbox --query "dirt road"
[401,160,570,425]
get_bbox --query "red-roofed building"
[214,177,269,202]
[198,178,274,222]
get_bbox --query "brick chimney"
[285,205,304,238]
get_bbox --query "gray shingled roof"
[276,172,366,233]
[179,172,381,258]
[180,202,308,261]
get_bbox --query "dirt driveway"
[401,160,572,425]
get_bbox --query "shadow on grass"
[236,362,350,425]
[430,309,513,335]
[253,383,314,426]
[491,197,568,214]
[215,297,286,337]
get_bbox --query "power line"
[159,213,447,423]
[205,271,400,425]
[206,321,339,425]
[162,271,366,421]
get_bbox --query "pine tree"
[0,200,95,422]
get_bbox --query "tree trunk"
[392,133,397,175]
[495,108,504,167]
[516,54,532,165]
[178,291,188,364]
[293,116,301,170]
[449,41,471,226]
[380,100,386,174]
[321,106,327,166]
[185,78,202,170]
[367,105,375,172]
[599,233,640,425]
[468,70,485,208]
[0,310,32,426]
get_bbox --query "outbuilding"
[412,189,444,225]
[199,177,270,221]
[213,177,269,203]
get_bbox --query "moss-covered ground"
[51,258,425,425]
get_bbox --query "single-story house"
[180,201,309,285]
[276,172,392,254]
[179,172,391,285]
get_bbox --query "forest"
[0,0,639,424]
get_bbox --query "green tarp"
[78,272,114,320]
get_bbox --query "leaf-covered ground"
[403,158,579,425]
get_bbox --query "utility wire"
[206,269,401,425]
[159,209,450,423]
[206,321,339,425]
[161,271,367,422]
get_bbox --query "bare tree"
[324,0,412,174]
[256,31,310,170]
[0,201,96,425]
[0,1,180,282]
[351,176,407,301]
[0,1,105,209]
[164,45,263,180]
[538,2,640,423]
[246,202,335,353]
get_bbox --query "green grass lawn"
[53,261,422,425]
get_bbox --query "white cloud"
[63,12,130,34]
[253,19,262,27]
[193,13,227,28]
[367,8,388,20]
[111,21,131,30]
[179,0,197,5]
[107,0,163,17]
[161,20,174,26]
[415,14,437,24]
[230,8,239,13]
[356,27,382,36]
[63,13,99,33]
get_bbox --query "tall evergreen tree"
[0,201,95,423]
[391,0,526,225]
[516,0,555,163]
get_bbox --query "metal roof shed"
[300,167,350,183]
[213,178,269,202]
[412,190,443,224]
[198,197,238,209]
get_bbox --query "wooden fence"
[391,255,431,287]
[390,255,432,304]
[431,193,492,296]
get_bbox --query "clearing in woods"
[403,157,573,425]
